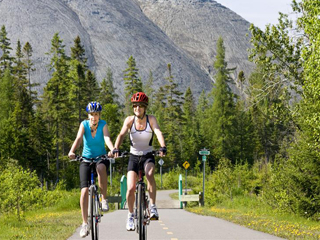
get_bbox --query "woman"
[68,101,114,238]
[113,92,166,231]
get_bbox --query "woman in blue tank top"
[68,101,115,238]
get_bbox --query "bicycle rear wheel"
[137,184,147,240]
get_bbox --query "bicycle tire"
[142,191,147,240]
[89,187,95,240]
[93,191,100,240]
[137,184,147,240]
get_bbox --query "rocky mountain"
[0,0,254,100]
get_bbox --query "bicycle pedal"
[150,216,159,221]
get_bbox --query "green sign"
[202,155,207,162]
[199,150,210,155]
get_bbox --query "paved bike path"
[68,190,284,240]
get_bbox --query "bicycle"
[71,154,109,240]
[119,150,159,240]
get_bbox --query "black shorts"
[128,154,155,175]
[79,159,109,189]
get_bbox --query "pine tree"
[69,36,88,125]
[123,56,142,114]
[28,111,53,181]
[85,70,100,101]
[209,37,237,163]
[71,36,87,65]
[0,68,14,121]
[144,70,155,113]
[13,40,33,125]
[195,90,210,149]
[0,25,13,74]
[22,42,36,94]
[22,41,39,106]
[99,68,122,140]
[5,41,34,167]
[42,33,71,182]
[153,86,166,131]
[182,87,200,166]
[0,68,15,160]
[99,68,117,105]
[162,63,184,167]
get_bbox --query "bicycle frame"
[119,151,159,240]
[136,165,150,240]
[72,155,107,240]
[88,161,101,240]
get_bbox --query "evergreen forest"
[0,0,319,224]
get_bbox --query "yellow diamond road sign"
[183,161,190,169]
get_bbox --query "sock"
[128,212,134,218]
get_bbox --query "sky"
[217,0,294,29]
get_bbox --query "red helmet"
[131,92,148,105]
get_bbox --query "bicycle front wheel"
[89,187,97,240]
[137,184,147,240]
[93,191,100,240]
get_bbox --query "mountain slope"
[0,0,254,99]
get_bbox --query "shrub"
[0,160,40,219]
[0,159,77,220]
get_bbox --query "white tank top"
[129,115,154,155]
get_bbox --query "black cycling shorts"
[128,154,155,175]
[79,159,109,189]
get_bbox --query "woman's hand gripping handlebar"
[112,149,166,159]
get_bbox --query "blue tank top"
[82,120,107,158]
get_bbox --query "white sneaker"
[150,205,159,220]
[101,199,109,212]
[126,213,135,231]
[80,223,89,238]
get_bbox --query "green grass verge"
[187,196,320,240]
[0,209,81,240]
[0,191,81,240]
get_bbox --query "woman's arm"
[68,123,85,158]
[103,124,114,151]
[149,115,166,148]
[114,116,133,150]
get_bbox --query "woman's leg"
[80,187,89,224]
[97,163,108,200]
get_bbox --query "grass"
[0,189,121,240]
[0,173,319,240]
[186,196,320,240]
[0,191,81,240]
[0,209,81,240]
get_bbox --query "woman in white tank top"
[113,92,166,230]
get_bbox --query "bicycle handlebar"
[116,150,160,159]
[69,154,110,163]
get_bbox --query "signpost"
[199,148,210,206]
[158,158,164,189]
[183,161,190,195]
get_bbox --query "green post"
[120,175,127,209]
[179,174,183,209]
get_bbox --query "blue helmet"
[86,101,102,113]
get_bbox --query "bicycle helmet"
[86,101,102,113]
[131,92,148,106]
